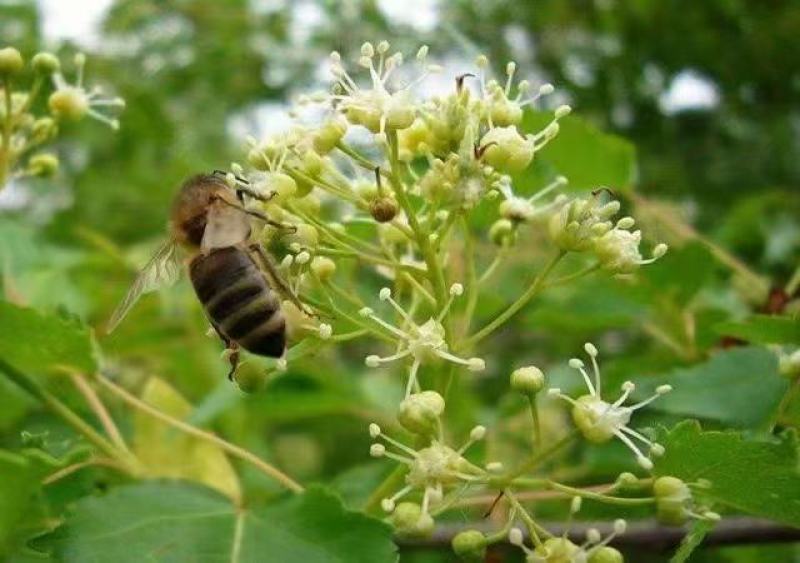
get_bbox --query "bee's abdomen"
[189,247,286,358]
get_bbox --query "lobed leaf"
[633,347,788,429]
[655,421,800,527]
[715,315,800,345]
[0,302,96,376]
[520,110,637,193]
[53,482,397,563]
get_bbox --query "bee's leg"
[207,320,241,380]
[248,243,316,318]
[224,343,241,381]
[212,196,296,232]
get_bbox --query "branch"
[97,375,304,493]
[398,517,800,551]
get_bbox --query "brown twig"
[97,375,304,493]
[66,370,131,455]
[399,517,800,550]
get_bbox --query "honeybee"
[107,171,308,379]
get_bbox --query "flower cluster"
[231,41,680,561]
[0,47,123,188]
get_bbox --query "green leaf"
[0,451,50,557]
[0,302,96,376]
[54,482,397,563]
[633,347,788,428]
[655,421,800,527]
[640,242,715,306]
[133,377,242,503]
[715,315,800,345]
[520,111,637,193]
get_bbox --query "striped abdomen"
[189,246,286,357]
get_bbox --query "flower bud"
[588,546,624,563]
[31,117,58,143]
[479,126,535,173]
[391,502,434,538]
[499,197,535,222]
[489,218,515,246]
[286,223,318,249]
[398,391,445,436]
[369,197,399,223]
[267,172,297,203]
[310,256,336,281]
[27,153,59,177]
[654,476,691,526]
[32,52,60,74]
[233,366,268,393]
[510,366,545,395]
[0,47,24,76]
[535,538,581,561]
[293,194,321,217]
[451,530,487,561]
[313,116,347,154]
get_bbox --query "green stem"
[528,395,542,452]
[385,130,447,310]
[505,490,549,547]
[547,481,655,506]
[463,252,565,349]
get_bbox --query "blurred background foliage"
[0,1,798,561]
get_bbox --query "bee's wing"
[106,240,182,333]
[201,198,251,250]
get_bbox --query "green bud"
[589,546,624,563]
[32,52,60,74]
[267,172,297,203]
[286,223,318,249]
[510,365,545,395]
[451,530,487,561]
[398,391,445,436]
[0,47,24,76]
[293,194,321,217]
[489,218,515,246]
[391,502,434,538]
[654,476,691,526]
[310,256,336,281]
[313,116,347,154]
[233,366,268,393]
[31,117,58,143]
[27,153,59,177]
[535,537,581,562]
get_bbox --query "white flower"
[594,220,668,274]
[369,423,487,523]
[498,176,568,223]
[48,53,124,129]
[327,42,438,140]
[360,285,485,396]
[549,343,671,470]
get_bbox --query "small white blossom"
[549,343,671,470]
[368,423,487,525]
[325,41,438,141]
[361,286,485,396]
[48,53,124,129]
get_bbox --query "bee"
[107,171,308,379]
